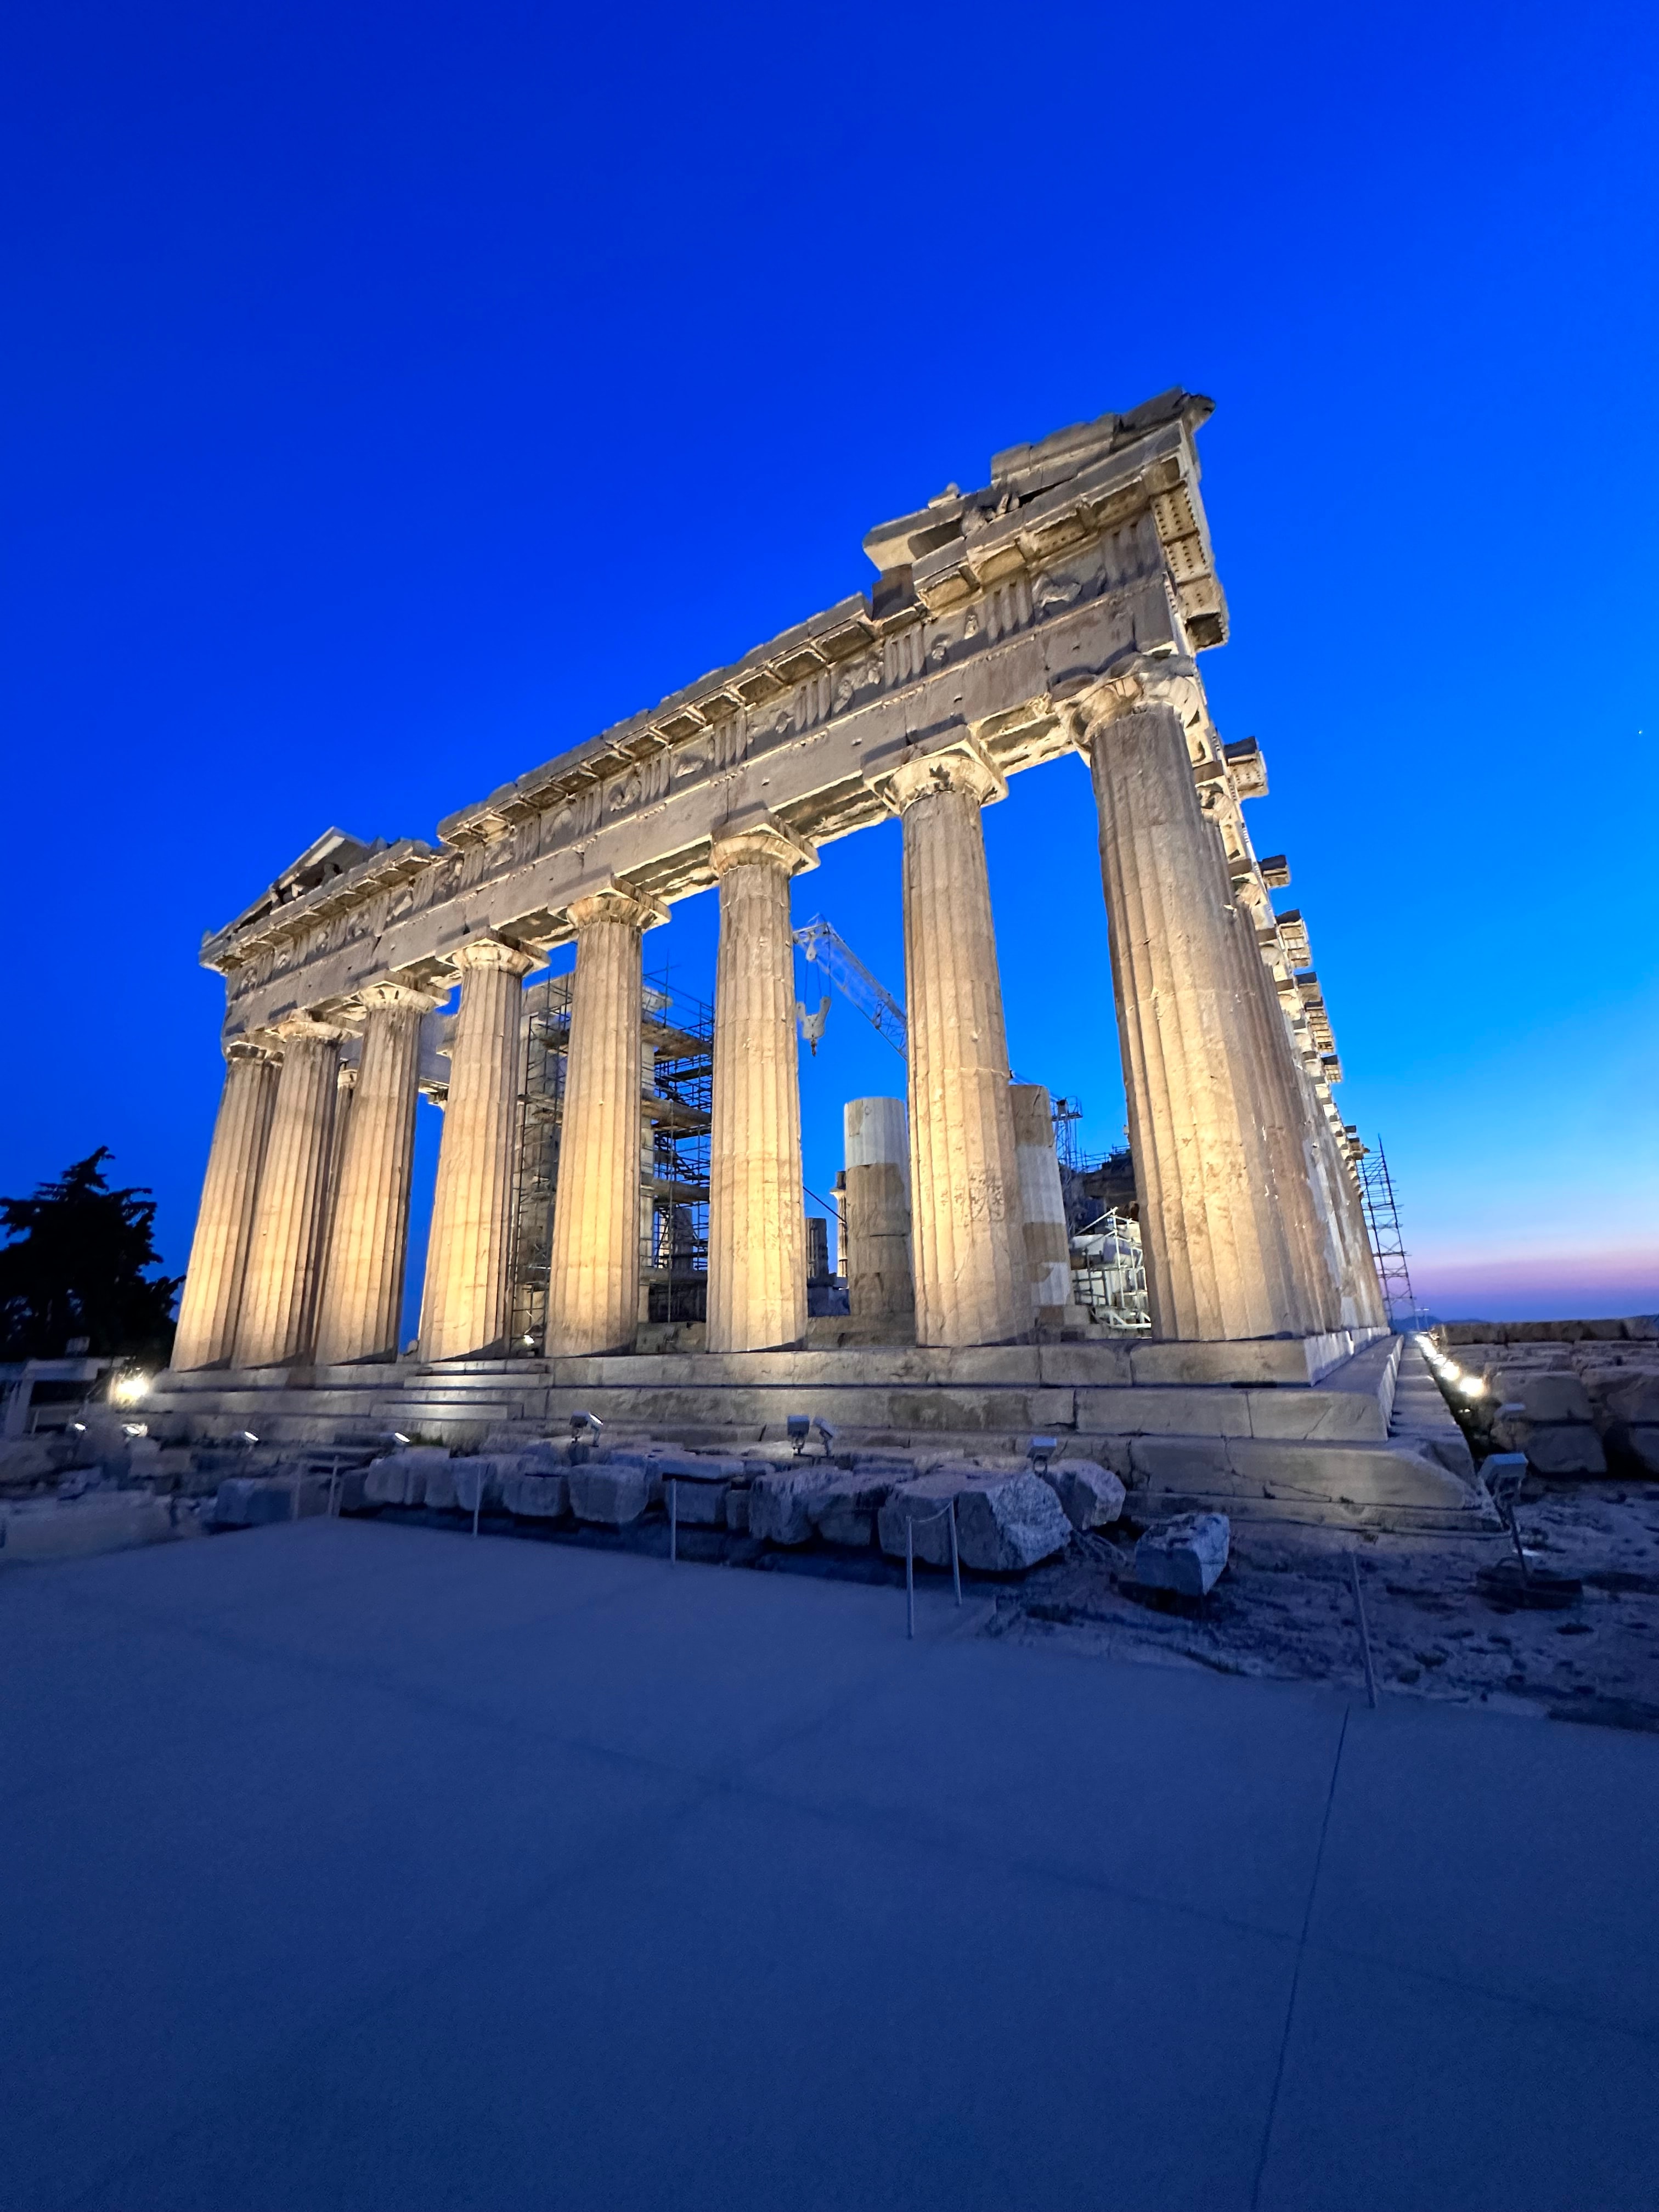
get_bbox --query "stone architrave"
[419,939,537,1363]
[878,740,1028,1348]
[1076,657,1339,1341]
[545,887,664,1357]
[171,1043,281,1370]
[843,1096,914,1328]
[314,983,438,1365]
[234,1015,346,1367]
[706,814,815,1353]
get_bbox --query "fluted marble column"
[1011,1083,1077,1322]
[884,741,1029,1348]
[315,983,437,1364]
[234,1015,345,1367]
[419,940,536,1362]
[1079,657,1338,1341]
[545,888,663,1356]
[843,1096,915,1330]
[706,816,814,1352]
[171,1043,280,1370]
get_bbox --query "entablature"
[203,393,1229,1041]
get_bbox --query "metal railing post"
[906,1517,915,1640]
[669,1478,678,1566]
[948,1498,961,1606]
[472,1476,483,1539]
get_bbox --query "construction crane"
[792,915,907,1058]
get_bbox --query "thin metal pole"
[669,1479,678,1566]
[1350,1551,1378,1709]
[949,1498,961,1606]
[906,1518,915,1640]
[472,1476,482,1539]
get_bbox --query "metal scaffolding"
[1357,1136,1421,1328]
[508,969,714,1348]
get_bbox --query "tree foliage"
[0,1150,180,1361]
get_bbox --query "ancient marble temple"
[169,390,1384,1387]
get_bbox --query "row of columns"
[175,670,1375,1369]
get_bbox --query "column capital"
[269,1012,348,1046]
[1063,651,1207,743]
[871,731,1007,815]
[567,883,667,935]
[224,1037,279,1065]
[708,809,817,880]
[358,979,444,1014]
[454,935,538,979]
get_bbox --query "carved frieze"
[207,393,1232,1033]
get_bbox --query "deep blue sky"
[4,0,1655,1321]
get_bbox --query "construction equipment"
[793,916,907,1057]
[1357,1137,1421,1327]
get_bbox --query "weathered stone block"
[1511,1372,1593,1424]
[953,1472,1073,1572]
[2,1490,173,1564]
[502,1470,570,1519]
[422,1462,460,1511]
[749,1465,840,1546]
[363,1452,444,1508]
[810,1468,910,1550]
[877,1471,968,1565]
[1605,1375,1659,1427]
[1041,1459,1126,1531]
[567,1463,651,1527]
[1615,1425,1659,1475]
[212,1476,298,1526]
[724,1486,751,1532]
[1520,1424,1607,1477]
[878,1469,1071,1572]
[1135,1511,1230,1596]
[451,1459,494,1513]
[662,1473,728,1526]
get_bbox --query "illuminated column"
[843,1096,914,1330]
[419,939,537,1362]
[545,887,663,1356]
[1077,657,1336,1340]
[706,815,814,1353]
[314,983,437,1364]
[170,1043,280,1370]
[1011,1083,1079,1324]
[234,1015,345,1367]
[882,740,1029,1348]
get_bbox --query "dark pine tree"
[0,1150,180,1361]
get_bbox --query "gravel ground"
[990,1481,1659,1732]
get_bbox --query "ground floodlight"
[571,1410,603,1435]
[814,1418,837,1456]
[787,1413,810,1456]
[1028,1435,1058,1472]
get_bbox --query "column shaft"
[843,1096,915,1330]
[419,941,535,1362]
[545,891,659,1356]
[1011,1083,1076,1320]
[890,745,1029,1347]
[315,985,433,1364]
[706,823,812,1352]
[170,1046,279,1370]
[234,1019,343,1367]
[1085,675,1336,1340]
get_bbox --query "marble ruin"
[154,390,1460,1516]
